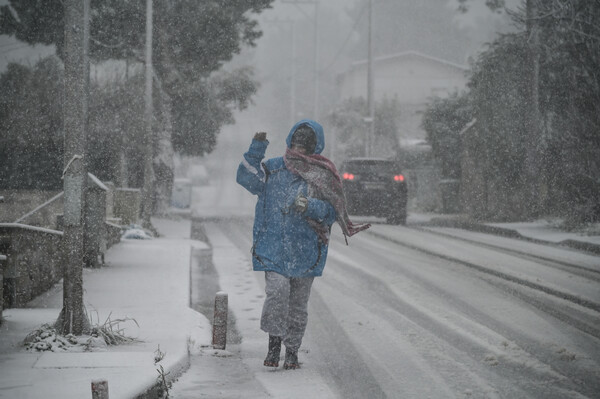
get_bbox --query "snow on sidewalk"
[487,220,600,245]
[0,217,211,399]
[199,222,337,399]
[171,220,338,398]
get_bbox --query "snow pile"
[23,315,140,353]
[543,217,600,236]
[121,224,154,240]
[23,324,107,353]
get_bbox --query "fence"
[0,174,140,312]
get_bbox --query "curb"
[135,353,191,399]
[134,214,197,399]
[424,217,523,239]
[423,217,600,255]
[559,239,600,255]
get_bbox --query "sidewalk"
[0,217,211,399]
[417,213,600,255]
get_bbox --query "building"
[336,51,470,212]
[337,50,469,142]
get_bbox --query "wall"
[0,175,133,311]
[0,222,123,310]
[0,224,64,308]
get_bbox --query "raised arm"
[236,132,269,196]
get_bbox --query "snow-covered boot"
[283,348,300,370]
[264,335,282,367]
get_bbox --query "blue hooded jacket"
[236,119,337,277]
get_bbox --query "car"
[340,158,407,225]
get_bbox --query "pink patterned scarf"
[284,148,371,244]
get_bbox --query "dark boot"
[264,335,282,367]
[283,347,300,370]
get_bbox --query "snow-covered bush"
[23,314,139,352]
[121,224,154,240]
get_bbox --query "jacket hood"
[286,119,325,155]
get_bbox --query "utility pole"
[290,20,297,126]
[366,0,375,157]
[264,17,297,125]
[312,1,320,120]
[58,0,91,335]
[141,0,154,227]
[524,0,543,217]
[118,61,129,188]
[281,0,319,120]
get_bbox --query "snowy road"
[209,218,600,398]
[171,131,600,397]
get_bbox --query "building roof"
[351,50,469,72]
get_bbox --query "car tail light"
[393,174,405,182]
[343,173,355,180]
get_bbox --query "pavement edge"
[424,216,600,255]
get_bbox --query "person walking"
[236,119,370,369]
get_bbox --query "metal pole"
[330,124,336,163]
[313,1,320,120]
[280,1,319,120]
[367,0,375,157]
[141,0,154,226]
[120,58,129,188]
[291,21,296,126]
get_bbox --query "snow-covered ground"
[488,220,600,245]
[1,122,598,398]
[0,218,211,399]
[170,127,600,398]
[173,215,599,398]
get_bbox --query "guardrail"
[0,175,145,312]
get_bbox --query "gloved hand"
[294,194,308,213]
[254,132,267,141]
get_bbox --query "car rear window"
[342,160,399,174]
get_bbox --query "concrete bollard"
[91,379,109,399]
[212,291,228,350]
